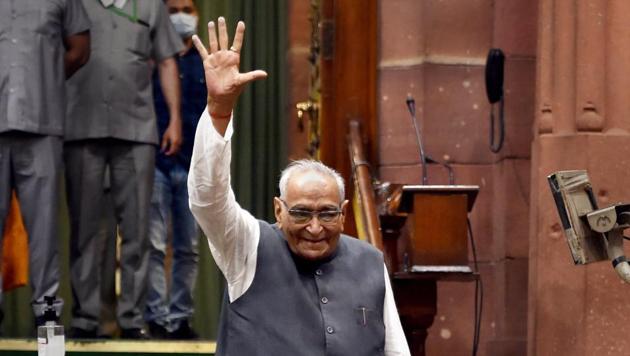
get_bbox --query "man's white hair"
[279,159,345,201]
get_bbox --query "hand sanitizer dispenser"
[37,296,64,356]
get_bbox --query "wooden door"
[289,0,378,237]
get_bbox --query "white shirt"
[188,108,411,356]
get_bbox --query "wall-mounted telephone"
[485,48,505,153]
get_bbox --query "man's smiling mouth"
[302,237,327,244]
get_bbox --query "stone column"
[530,1,630,355]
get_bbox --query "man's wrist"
[208,96,234,119]
[168,115,182,124]
[210,111,232,120]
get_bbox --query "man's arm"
[188,17,267,302]
[63,31,90,79]
[157,57,183,156]
[383,265,412,356]
[188,109,260,302]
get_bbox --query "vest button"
[315,269,323,276]
[326,326,334,334]
[321,296,328,304]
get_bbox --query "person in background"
[0,0,90,329]
[144,0,206,340]
[188,18,411,355]
[64,0,183,339]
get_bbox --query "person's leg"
[168,164,199,338]
[98,170,119,337]
[0,135,15,324]
[12,135,64,319]
[144,167,171,338]
[64,140,107,333]
[109,141,155,334]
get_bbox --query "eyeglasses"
[280,200,343,224]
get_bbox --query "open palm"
[193,18,267,116]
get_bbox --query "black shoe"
[147,321,169,339]
[120,328,150,340]
[68,327,99,339]
[169,321,198,340]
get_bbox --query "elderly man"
[188,18,411,355]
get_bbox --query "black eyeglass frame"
[279,199,343,224]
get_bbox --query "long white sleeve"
[383,264,412,356]
[188,108,260,302]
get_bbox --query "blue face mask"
[170,13,198,38]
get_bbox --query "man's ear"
[339,199,350,227]
[273,197,283,227]
[340,199,350,214]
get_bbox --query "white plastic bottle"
[37,296,65,356]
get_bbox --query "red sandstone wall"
[377,1,536,355]
[529,1,630,355]
[287,1,537,355]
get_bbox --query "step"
[0,338,216,355]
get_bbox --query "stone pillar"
[530,1,630,355]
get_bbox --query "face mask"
[170,13,198,39]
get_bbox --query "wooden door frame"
[319,0,378,237]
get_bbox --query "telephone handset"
[484,48,505,153]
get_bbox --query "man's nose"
[306,216,323,235]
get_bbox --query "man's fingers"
[208,21,218,53]
[236,70,268,86]
[165,143,180,156]
[192,35,208,59]
[231,21,245,53]
[162,135,181,156]
[218,17,229,50]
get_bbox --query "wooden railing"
[347,120,384,252]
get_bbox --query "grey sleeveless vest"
[216,221,386,356]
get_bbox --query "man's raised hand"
[192,17,267,120]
